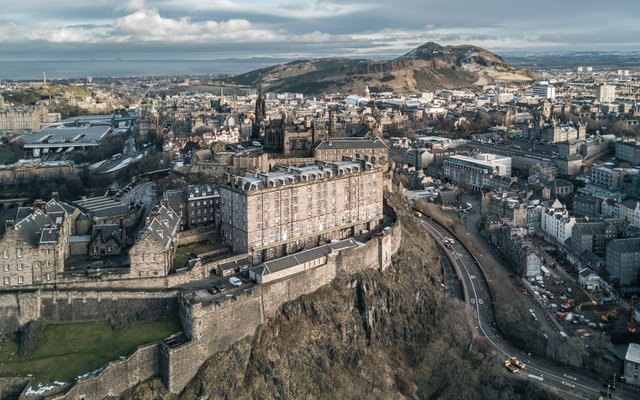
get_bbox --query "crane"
[140,84,154,105]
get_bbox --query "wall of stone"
[12,217,402,399]
[163,220,402,394]
[160,341,202,394]
[38,290,177,323]
[59,343,161,400]
[0,290,177,337]
[176,226,218,247]
[337,238,379,275]
[0,377,29,399]
[163,292,264,393]
[0,291,40,335]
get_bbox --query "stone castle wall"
[175,226,218,247]
[162,220,401,394]
[16,220,400,399]
[55,342,163,400]
[0,290,178,339]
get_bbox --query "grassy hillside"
[227,42,534,95]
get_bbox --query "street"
[421,215,639,400]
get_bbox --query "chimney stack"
[51,192,59,201]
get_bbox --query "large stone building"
[0,160,75,182]
[524,119,586,143]
[616,141,640,165]
[220,160,384,262]
[495,224,542,277]
[0,198,74,287]
[313,139,388,165]
[0,106,42,132]
[443,153,512,191]
[264,120,316,157]
[606,238,640,286]
[570,219,617,258]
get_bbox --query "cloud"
[1,0,640,62]
[116,0,148,12]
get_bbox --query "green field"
[0,315,181,384]
[0,148,14,163]
[437,208,460,221]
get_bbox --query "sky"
[1,0,639,61]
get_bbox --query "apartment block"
[606,238,640,286]
[616,141,640,165]
[220,160,383,262]
[443,153,511,191]
[541,199,576,245]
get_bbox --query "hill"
[227,42,534,94]
[121,193,561,400]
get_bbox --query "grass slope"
[0,315,181,384]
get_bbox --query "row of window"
[3,274,52,285]
[3,249,24,258]
[138,254,158,262]
[4,276,24,285]
[3,263,24,271]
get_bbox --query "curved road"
[421,216,638,400]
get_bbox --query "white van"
[229,277,242,287]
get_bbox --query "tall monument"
[252,79,266,140]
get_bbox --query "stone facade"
[0,106,42,132]
[616,141,640,165]
[220,160,384,262]
[128,204,180,278]
[0,198,73,288]
[313,139,388,165]
[185,184,219,228]
[264,120,315,157]
[0,160,75,182]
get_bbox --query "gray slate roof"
[147,204,180,249]
[91,224,124,245]
[15,209,56,246]
[252,238,360,278]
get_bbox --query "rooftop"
[21,125,111,146]
[625,343,640,364]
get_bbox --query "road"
[421,216,639,400]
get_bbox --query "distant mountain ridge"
[227,42,534,94]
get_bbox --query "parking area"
[515,265,622,339]
[181,271,258,305]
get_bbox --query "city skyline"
[1,0,640,62]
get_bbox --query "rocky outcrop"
[120,193,561,400]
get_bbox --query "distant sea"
[0,59,286,81]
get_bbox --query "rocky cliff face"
[227,42,534,95]
[120,193,561,400]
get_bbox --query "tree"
[64,175,84,198]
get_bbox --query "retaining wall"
[162,220,401,394]
[16,216,401,399]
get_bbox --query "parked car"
[216,285,225,292]
[229,277,242,287]
[207,287,218,294]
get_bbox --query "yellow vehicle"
[503,360,519,373]
[510,357,526,369]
